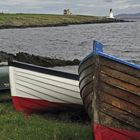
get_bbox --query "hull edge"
[12,96,83,114]
[92,123,140,140]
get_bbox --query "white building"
[109,9,114,18]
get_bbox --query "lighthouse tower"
[109,9,114,18]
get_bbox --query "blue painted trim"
[93,40,103,54]
[93,40,140,70]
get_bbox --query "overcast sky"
[0,0,140,16]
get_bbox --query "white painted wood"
[15,68,78,85]
[9,66,82,105]
[15,77,79,98]
[15,70,79,92]
[9,67,16,95]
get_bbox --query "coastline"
[0,14,128,30]
[0,51,80,67]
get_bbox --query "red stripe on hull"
[92,123,140,140]
[12,96,82,114]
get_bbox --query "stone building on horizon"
[63,9,72,15]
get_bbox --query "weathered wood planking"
[96,55,140,131]
[80,82,93,100]
[83,93,92,115]
[78,54,94,75]
[100,57,140,78]
[98,111,139,131]
[101,65,140,87]
[99,91,140,117]
[101,82,140,106]
[100,73,140,96]
[79,41,140,140]
[79,65,95,82]
[78,53,95,118]
[99,102,140,130]
[79,74,93,94]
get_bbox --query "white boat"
[9,61,83,114]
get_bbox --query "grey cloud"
[0,0,139,15]
[104,0,112,2]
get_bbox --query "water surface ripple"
[0,20,140,64]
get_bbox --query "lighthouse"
[109,8,114,18]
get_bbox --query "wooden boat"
[78,41,140,140]
[8,61,83,114]
[0,66,9,90]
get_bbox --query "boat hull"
[93,123,140,140]
[12,96,82,114]
[93,55,140,139]
[9,61,83,114]
[78,53,95,118]
[78,41,140,139]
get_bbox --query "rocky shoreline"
[0,51,80,67]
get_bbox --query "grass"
[0,91,93,140]
[0,13,119,29]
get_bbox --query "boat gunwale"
[93,41,140,70]
[8,61,79,80]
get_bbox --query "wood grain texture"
[79,51,140,132]
[101,82,140,106]
[100,57,140,78]
[97,56,140,131]
[78,54,95,118]
[78,54,94,75]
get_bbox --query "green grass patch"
[0,13,117,29]
[0,92,92,140]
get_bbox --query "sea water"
[0,19,140,74]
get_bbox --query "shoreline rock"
[0,51,80,67]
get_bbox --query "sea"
[0,19,140,74]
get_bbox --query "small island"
[0,13,126,29]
